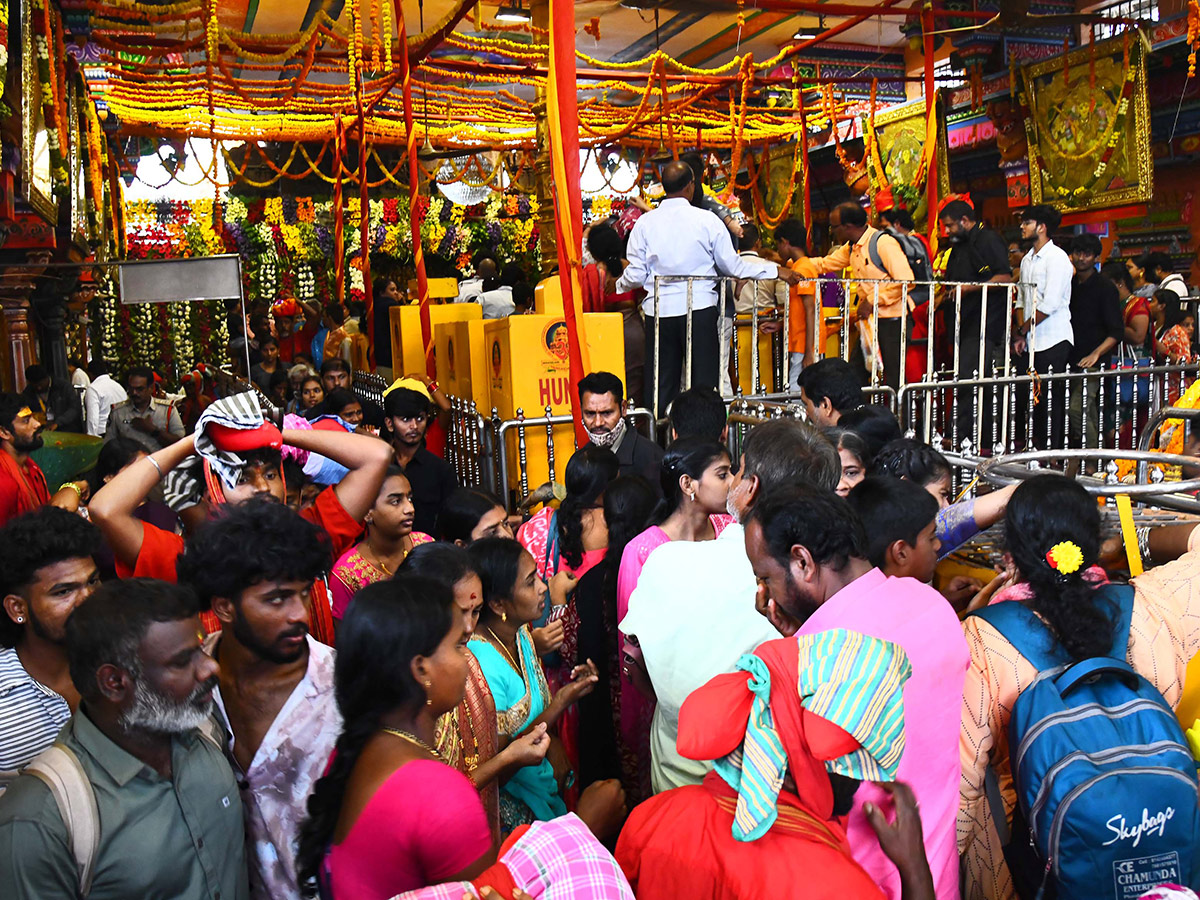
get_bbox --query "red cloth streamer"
[333,118,346,305]
[394,0,434,377]
[797,87,813,253]
[548,0,590,446]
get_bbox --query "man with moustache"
[384,381,456,535]
[0,508,101,778]
[744,485,968,900]
[578,371,663,493]
[177,500,340,900]
[0,578,247,899]
[0,392,52,527]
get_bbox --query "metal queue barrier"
[438,398,657,512]
[649,274,1030,406]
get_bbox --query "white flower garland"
[168,300,194,379]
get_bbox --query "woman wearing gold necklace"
[330,466,434,623]
[399,542,552,841]
[296,576,494,898]
[467,537,604,836]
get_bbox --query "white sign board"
[118,254,242,304]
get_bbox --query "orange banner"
[548,0,590,446]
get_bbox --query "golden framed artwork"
[19,0,57,224]
[864,95,950,229]
[1020,37,1151,212]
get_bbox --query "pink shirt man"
[798,567,968,900]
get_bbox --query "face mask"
[586,416,626,449]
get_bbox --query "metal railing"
[439,397,657,512]
[649,274,1033,410]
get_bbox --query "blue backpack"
[971,585,1200,900]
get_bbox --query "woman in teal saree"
[467,537,600,834]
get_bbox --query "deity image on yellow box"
[1020,37,1151,212]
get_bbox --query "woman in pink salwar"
[614,438,734,800]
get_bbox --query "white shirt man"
[1018,239,1074,352]
[614,161,793,413]
[84,372,128,437]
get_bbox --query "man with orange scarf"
[0,393,55,528]
[615,627,934,899]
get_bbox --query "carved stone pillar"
[0,297,34,391]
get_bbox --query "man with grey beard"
[619,418,841,793]
[0,578,248,900]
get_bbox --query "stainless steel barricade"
[648,274,1030,410]
[455,406,659,512]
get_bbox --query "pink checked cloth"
[387,814,633,900]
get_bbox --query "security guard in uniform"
[104,366,184,452]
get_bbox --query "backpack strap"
[969,601,1070,671]
[1097,582,1135,660]
[866,230,886,274]
[25,743,100,897]
[970,584,1137,671]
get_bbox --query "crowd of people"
[2,346,1200,900]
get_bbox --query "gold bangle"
[58,481,82,496]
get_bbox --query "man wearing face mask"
[0,578,249,900]
[577,372,663,496]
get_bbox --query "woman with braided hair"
[958,474,1200,900]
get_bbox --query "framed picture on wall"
[1020,36,1152,212]
[19,0,57,224]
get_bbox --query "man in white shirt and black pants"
[616,161,799,415]
[1017,204,1074,449]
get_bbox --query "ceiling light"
[495,2,531,22]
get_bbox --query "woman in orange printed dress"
[331,466,434,622]
[958,475,1200,900]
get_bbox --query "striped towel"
[797,629,910,783]
[713,655,786,842]
[192,391,266,490]
[714,628,912,843]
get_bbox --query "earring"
[15,617,23,623]
[424,679,433,706]
[688,492,696,502]
[501,610,508,623]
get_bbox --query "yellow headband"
[383,377,431,401]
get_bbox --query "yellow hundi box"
[391,302,481,377]
[435,318,491,414]
[732,316,777,394]
[485,312,624,507]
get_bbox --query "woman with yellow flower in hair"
[958,474,1200,900]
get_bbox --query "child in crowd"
[847,476,941,585]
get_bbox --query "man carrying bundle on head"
[89,391,391,644]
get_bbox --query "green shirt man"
[0,705,248,900]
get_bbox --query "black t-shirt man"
[1069,267,1123,368]
[943,222,1011,343]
